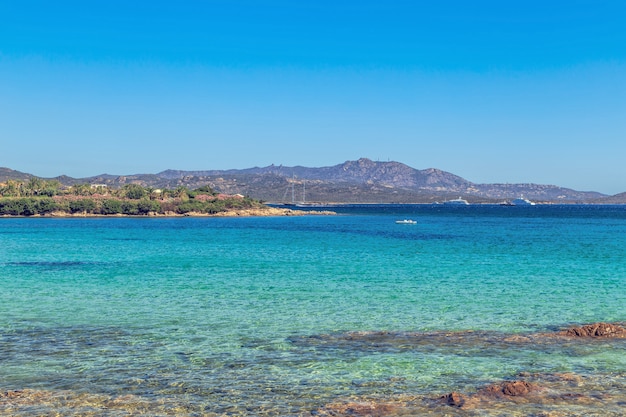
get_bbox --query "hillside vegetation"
[0,179,263,216]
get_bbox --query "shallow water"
[1,205,625,415]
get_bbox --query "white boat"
[512,197,535,206]
[395,219,417,224]
[443,197,469,205]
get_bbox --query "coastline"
[0,207,336,218]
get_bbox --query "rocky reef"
[307,322,626,416]
[317,371,626,416]
[2,322,625,416]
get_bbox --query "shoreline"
[0,207,336,218]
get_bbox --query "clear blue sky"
[1,1,625,194]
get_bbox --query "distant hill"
[0,168,34,182]
[591,192,626,204]
[158,159,473,191]
[1,159,619,204]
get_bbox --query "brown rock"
[481,380,540,397]
[439,391,467,407]
[561,322,626,338]
[501,381,535,396]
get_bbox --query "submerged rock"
[480,380,541,398]
[439,391,472,408]
[317,372,626,416]
[559,322,626,338]
[290,322,626,355]
[315,400,401,416]
[435,380,543,410]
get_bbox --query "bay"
[1,205,625,415]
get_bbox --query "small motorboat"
[395,219,417,224]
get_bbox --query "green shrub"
[69,199,96,214]
[0,199,21,215]
[123,184,147,200]
[36,198,58,214]
[101,199,123,215]
[0,198,39,216]
[0,199,14,215]
[175,201,206,214]
[137,199,161,214]
[121,201,139,215]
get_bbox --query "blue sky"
[1,1,625,194]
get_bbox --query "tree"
[123,184,147,200]
[174,186,190,201]
[41,180,62,196]
[24,178,45,196]
[0,180,22,197]
[71,183,93,196]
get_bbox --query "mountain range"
[1,159,622,204]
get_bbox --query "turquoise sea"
[1,205,625,416]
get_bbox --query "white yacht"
[511,197,536,206]
[443,197,469,205]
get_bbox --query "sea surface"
[1,205,625,416]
